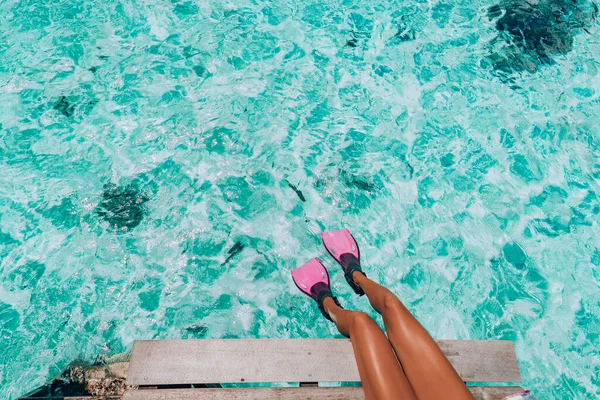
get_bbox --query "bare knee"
[382,294,403,313]
[351,311,375,328]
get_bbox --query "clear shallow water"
[1,0,599,397]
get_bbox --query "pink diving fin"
[291,258,341,321]
[321,229,366,296]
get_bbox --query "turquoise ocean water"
[1,0,599,398]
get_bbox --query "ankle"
[351,270,364,285]
[322,295,335,311]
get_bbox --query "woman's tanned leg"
[351,272,473,400]
[322,297,416,400]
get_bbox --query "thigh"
[379,296,473,400]
[347,312,416,400]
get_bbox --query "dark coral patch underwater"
[485,0,598,74]
[97,183,149,231]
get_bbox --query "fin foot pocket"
[291,258,341,322]
[316,290,343,321]
[322,229,366,296]
[343,265,366,296]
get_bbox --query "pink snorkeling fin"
[321,229,366,296]
[291,258,342,321]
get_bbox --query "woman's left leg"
[322,297,417,400]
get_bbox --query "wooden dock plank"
[126,339,521,385]
[123,387,525,400]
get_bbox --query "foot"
[291,258,343,321]
[321,229,367,296]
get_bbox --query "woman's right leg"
[352,272,473,400]
[322,297,417,400]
